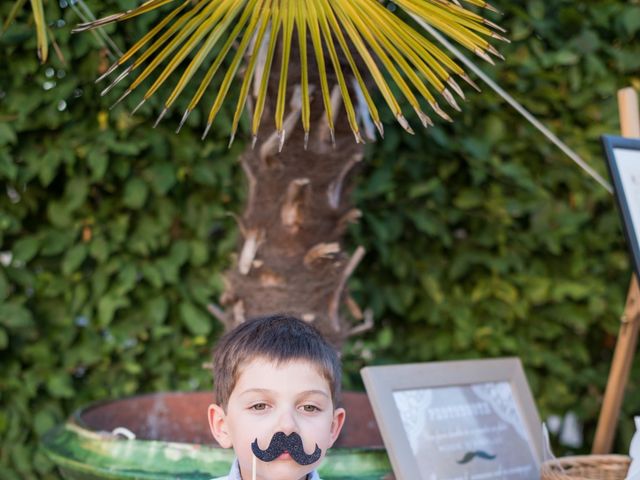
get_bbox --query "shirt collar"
[225,459,320,480]
[226,458,241,480]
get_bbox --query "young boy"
[208,314,346,480]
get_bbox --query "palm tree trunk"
[211,75,371,348]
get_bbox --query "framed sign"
[361,358,542,480]
[602,135,640,280]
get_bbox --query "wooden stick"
[252,454,257,480]
[593,276,640,453]
[618,88,640,138]
[592,87,640,454]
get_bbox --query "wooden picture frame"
[602,135,640,281]
[361,358,542,480]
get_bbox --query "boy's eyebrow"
[298,389,330,398]
[238,388,330,398]
[238,388,273,396]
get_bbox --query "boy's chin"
[242,459,318,480]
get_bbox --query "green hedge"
[2,0,640,478]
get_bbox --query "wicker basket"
[541,455,630,480]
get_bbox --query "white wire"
[111,427,136,440]
[71,0,123,59]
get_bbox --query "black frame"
[602,135,640,280]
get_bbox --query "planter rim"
[43,391,391,479]
[69,390,214,444]
[54,418,386,453]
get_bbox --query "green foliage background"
[1,0,640,477]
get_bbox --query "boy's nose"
[276,408,298,434]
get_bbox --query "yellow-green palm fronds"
[74,0,508,146]
[30,0,48,63]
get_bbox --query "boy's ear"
[208,404,233,448]
[328,407,346,447]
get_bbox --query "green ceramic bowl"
[42,392,393,479]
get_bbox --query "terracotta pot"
[43,391,393,479]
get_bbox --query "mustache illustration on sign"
[456,450,497,464]
[251,432,322,465]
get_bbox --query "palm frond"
[5,0,124,64]
[75,0,507,145]
[30,0,48,63]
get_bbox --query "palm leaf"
[75,0,507,145]
[5,0,155,64]
[313,0,361,142]
[250,0,281,143]
[305,0,334,141]
[31,0,48,63]
[227,10,271,144]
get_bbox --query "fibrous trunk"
[211,76,372,348]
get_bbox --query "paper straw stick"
[252,454,257,480]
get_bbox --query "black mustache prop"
[251,432,322,465]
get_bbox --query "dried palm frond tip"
[74,0,508,147]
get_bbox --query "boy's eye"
[302,405,319,413]
[251,403,268,411]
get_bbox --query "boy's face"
[208,357,346,480]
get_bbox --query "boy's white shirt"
[211,458,322,480]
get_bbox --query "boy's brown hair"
[213,314,342,410]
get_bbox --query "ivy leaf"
[189,240,209,266]
[622,7,640,36]
[0,123,17,146]
[97,292,130,326]
[64,177,89,212]
[46,373,74,399]
[179,302,211,336]
[141,263,163,289]
[115,264,137,294]
[61,244,87,275]
[169,240,190,267]
[47,201,72,228]
[454,190,484,210]
[12,236,39,263]
[144,296,169,325]
[0,270,8,301]
[0,150,18,181]
[553,50,579,66]
[0,327,8,350]
[122,178,149,209]
[0,303,34,329]
[192,163,217,186]
[87,149,109,181]
[34,150,61,187]
[157,257,180,285]
[33,410,57,436]
[40,230,74,256]
[145,162,176,195]
[89,236,109,263]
